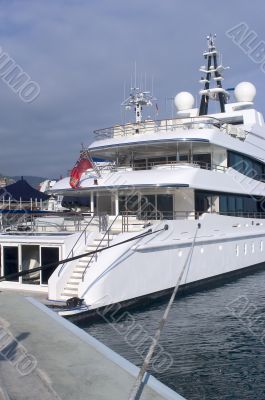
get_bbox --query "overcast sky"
[0,0,264,178]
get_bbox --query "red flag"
[78,158,93,174]
[69,157,93,189]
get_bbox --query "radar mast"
[122,87,156,123]
[199,34,230,115]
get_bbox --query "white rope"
[128,223,200,400]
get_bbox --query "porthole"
[244,243,247,255]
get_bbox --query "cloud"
[0,0,264,178]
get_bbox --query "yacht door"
[40,247,59,285]
[21,245,40,285]
[3,246,19,281]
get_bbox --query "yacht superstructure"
[2,36,265,315]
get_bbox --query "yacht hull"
[76,214,265,315]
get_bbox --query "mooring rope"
[128,223,200,400]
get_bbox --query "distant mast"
[122,87,156,123]
[199,34,230,115]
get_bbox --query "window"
[141,195,157,219]
[193,153,211,169]
[157,195,173,219]
[236,197,244,213]
[220,195,228,213]
[140,194,173,219]
[228,150,265,182]
[196,190,263,217]
[228,196,236,214]
[119,195,140,213]
[134,159,147,170]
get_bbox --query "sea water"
[79,270,265,399]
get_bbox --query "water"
[77,270,265,399]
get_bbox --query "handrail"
[1,211,86,233]
[97,160,228,174]
[92,115,247,142]
[93,115,223,138]
[58,214,95,276]
[82,213,120,281]
[116,210,265,221]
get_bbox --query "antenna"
[123,80,126,102]
[122,67,157,123]
[134,61,137,89]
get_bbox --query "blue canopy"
[0,179,49,201]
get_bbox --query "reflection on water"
[78,270,265,399]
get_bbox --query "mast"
[122,87,156,123]
[199,34,229,116]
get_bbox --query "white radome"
[174,91,195,111]
[234,81,256,103]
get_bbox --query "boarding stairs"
[61,214,145,299]
[61,231,116,299]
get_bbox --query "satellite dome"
[234,82,256,102]
[174,92,195,111]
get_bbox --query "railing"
[58,214,96,276]
[218,211,265,219]
[119,210,265,221]
[120,210,199,222]
[0,211,89,233]
[97,159,228,174]
[121,212,152,232]
[82,213,121,281]
[93,116,247,142]
[0,198,49,211]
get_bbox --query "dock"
[0,291,186,400]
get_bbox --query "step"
[76,265,89,271]
[66,281,80,287]
[93,237,112,242]
[60,295,72,300]
[61,291,78,298]
[64,282,79,288]
[78,256,92,262]
[63,289,78,296]
[87,243,109,250]
[78,260,91,266]
[68,276,82,282]
[72,270,85,276]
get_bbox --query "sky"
[0,0,264,179]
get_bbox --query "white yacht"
[2,35,265,316]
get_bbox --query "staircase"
[60,214,146,300]
[61,232,116,299]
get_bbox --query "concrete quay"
[0,291,186,400]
